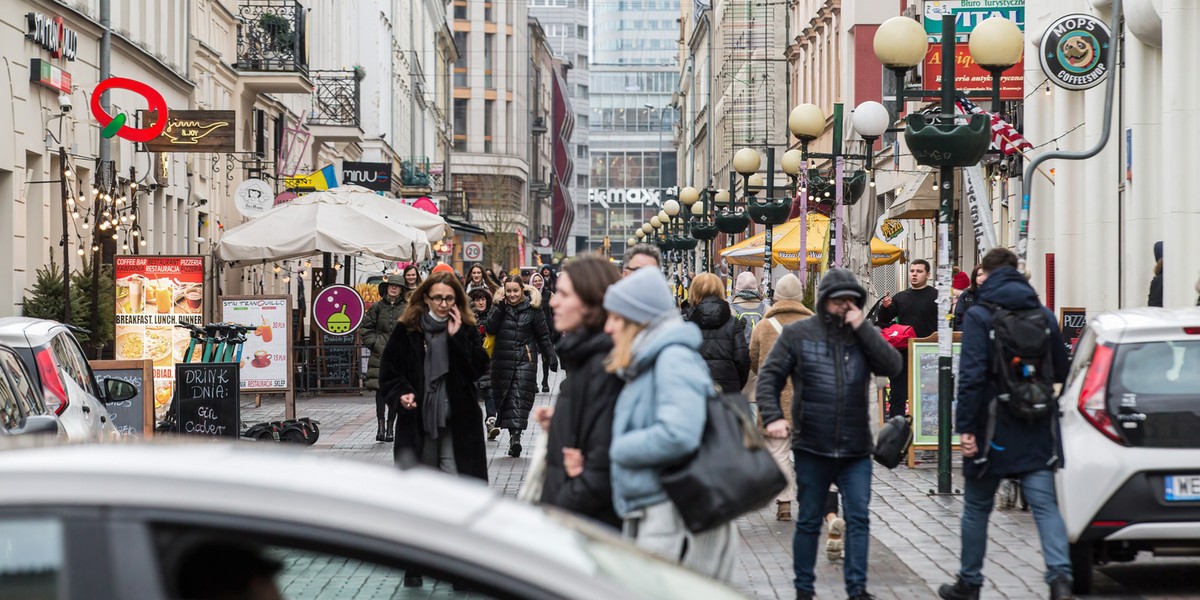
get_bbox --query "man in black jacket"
[938,248,1073,600]
[876,259,938,417]
[757,268,903,600]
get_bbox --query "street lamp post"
[873,14,1022,494]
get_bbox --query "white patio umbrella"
[216,186,440,264]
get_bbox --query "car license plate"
[1164,475,1200,501]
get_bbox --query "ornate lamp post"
[873,14,1022,494]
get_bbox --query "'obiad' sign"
[143,110,236,153]
[1039,13,1110,91]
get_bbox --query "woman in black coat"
[534,257,623,528]
[531,271,558,392]
[686,273,750,393]
[486,275,558,457]
[953,265,986,331]
[378,271,491,480]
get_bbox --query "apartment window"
[576,144,588,158]
[576,25,588,39]
[484,34,495,89]
[453,0,466,19]
[453,99,468,152]
[484,100,495,153]
[506,35,514,92]
[577,114,589,127]
[576,84,588,97]
[484,1,494,22]
[453,32,468,87]
[576,174,588,188]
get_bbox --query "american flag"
[956,95,1033,156]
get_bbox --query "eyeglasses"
[427,295,456,305]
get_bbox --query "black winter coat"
[756,268,904,458]
[362,296,407,391]
[952,289,978,331]
[956,267,1070,479]
[486,295,557,430]
[540,330,622,528]
[686,297,750,393]
[378,322,491,480]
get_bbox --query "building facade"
[448,0,533,269]
[587,0,681,258]
[527,0,590,256]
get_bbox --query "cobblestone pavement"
[241,375,1200,600]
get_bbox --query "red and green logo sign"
[90,77,169,142]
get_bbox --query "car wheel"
[1069,542,1094,594]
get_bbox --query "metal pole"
[58,147,71,324]
[834,155,845,268]
[99,0,111,165]
[798,145,809,288]
[764,148,775,300]
[936,13,957,496]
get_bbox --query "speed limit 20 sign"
[462,241,483,262]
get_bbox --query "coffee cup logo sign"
[91,78,169,143]
[1039,13,1111,91]
[234,179,274,218]
[25,12,78,61]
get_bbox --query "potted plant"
[352,65,366,82]
[258,12,294,52]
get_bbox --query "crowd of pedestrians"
[359,245,1087,599]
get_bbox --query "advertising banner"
[220,296,292,391]
[963,165,999,253]
[113,255,205,419]
[923,45,1023,101]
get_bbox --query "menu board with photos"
[114,255,205,420]
[220,296,292,391]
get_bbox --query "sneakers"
[508,431,522,457]
[776,501,792,521]
[541,383,550,393]
[826,517,845,561]
[1049,574,1075,600]
[486,417,500,440]
[938,576,981,600]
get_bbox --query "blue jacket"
[756,268,903,458]
[609,317,712,517]
[956,267,1070,479]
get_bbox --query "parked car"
[0,318,135,441]
[0,443,747,600]
[1056,308,1200,593]
[0,342,60,437]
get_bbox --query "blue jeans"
[959,469,1072,586]
[793,451,872,596]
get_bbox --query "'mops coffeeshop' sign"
[1039,13,1111,91]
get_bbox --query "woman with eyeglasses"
[486,274,558,457]
[378,271,491,479]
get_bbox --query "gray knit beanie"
[603,267,675,325]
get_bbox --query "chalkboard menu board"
[320,332,357,388]
[90,360,154,438]
[174,363,240,438]
[1059,307,1087,356]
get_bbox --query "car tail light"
[1184,327,1200,335]
[1078,344,1122,443]
[36,348,69,415]
[1091,520,1128,528]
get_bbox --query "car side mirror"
[15,415,61,436]
[103,378,137,403]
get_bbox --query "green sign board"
[924,0,1025,42]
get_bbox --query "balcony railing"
[309,71,360,127]
[441,190,468,218]
[235,0,308,75]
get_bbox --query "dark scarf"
[421,311,451,438]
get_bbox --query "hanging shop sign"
[284,165,338,191]
[924,1,1024,43]
[142,110,236,153]
[342,161,392,192]
[312,285,365,336]
[113,255,205,421]
[29,59,71,94]
[1039,13,1111,91]
[25,12,78,60]
[91,78,169,142]
[587,188,668,206]
[234,178,275,218]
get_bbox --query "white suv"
[1056,307,1200,593]
[0,318,129,441]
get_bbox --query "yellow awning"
[720,214,904,268]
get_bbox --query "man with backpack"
[731,271,768,345]
[939,248,1074,600]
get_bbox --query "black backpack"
[986,304,1056,422]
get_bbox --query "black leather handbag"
[873,415,913,469]
[660,392,787,533]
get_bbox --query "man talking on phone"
[756,267,903,600]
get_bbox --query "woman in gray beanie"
[599,267,738,580]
